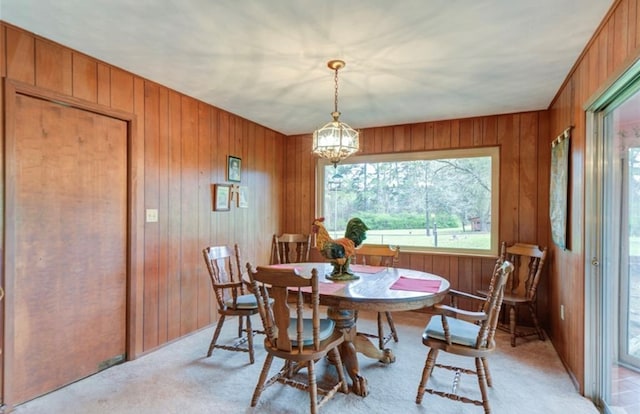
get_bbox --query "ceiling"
[1,0,614,136]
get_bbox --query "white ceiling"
[1,0,613,136]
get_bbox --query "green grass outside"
[328,229,640,254]
[329,228,491,249]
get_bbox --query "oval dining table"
[263,262,450,397]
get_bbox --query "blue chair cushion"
[224,294,259,309]
[288,318,336,346]
[425,316,480,347]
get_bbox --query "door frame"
[1,79,143,409]
[584,55,640,410]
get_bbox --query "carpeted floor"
[13,310,599,414]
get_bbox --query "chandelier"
[312,59,359,167]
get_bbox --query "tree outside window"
[317,147,499,255]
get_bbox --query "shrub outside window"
[316,147,500,256]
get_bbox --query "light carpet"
[14,310,599,414]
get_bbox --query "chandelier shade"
[312,60,359,167]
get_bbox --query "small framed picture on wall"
[238,186,249,208]
[213,184,231,211]
[227,156,241,183]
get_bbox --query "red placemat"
[350,264,385,274]
[390,276,442,293]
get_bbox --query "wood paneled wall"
[0,22,285,357]
[282,111,551,322]
[547,0,639,394]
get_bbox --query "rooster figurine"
[312,217,369,280]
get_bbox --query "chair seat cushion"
[424,316,480,347]
[289,318,336,346]
[224,294,259,309]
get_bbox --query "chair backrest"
[202,245,244,310]
[353,244,400,267]
[475,260,514,348]
[246,264,321,352]
[501,242,547,301]
[271,233,311,264]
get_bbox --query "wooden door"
[4,91,128,405]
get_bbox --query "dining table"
[264,262,450,397]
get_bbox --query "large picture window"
[316,147,500,255]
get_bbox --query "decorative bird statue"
[312,217,369,280]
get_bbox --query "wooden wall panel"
[179,96,200,336]
[34,39,72,95]
[97,63,111,106]
[1,25,6,78]
[547,0,639,393]
[0,22,285,385]
[110,68,134,113]
[166,90,183,342]
[157,87,171,343]
[72,53,97,103]
[6,26,34,84]
[197,102,212,329]
[143,82,161,350]
[410,123,425,150]
[282,109,550,321]
[131,76,146,358]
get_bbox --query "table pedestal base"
[327,307,396,397]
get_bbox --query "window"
[316,147,500,255]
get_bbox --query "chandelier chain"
[334,67,339,114]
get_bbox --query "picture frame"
[238,186,249,208]
[549,128,570,250]
[213,184,231,211]
[227,156,241,183]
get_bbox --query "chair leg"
[329,347,349,394]
[529,302,545,341]
[475,357,492,414]
[481,357,492,387]
[509,305,517,347]
[416,348,438,404]
[385,311,399,342]
[377,312,385,349]
[237,314,244,338]
[251,354,274,407]
[207,314,226,357]
[245,315,255,364]
[307,359,318,414]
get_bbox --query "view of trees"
[322,155,493,238]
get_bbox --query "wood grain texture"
[283,109,550,327]
[35,38,72,94]
[547,0,637,394]
[0,22,285,391]
[0,0,631,400]
[8,91,128,405]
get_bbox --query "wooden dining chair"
[270,233,312,264]
[478,242,548,347]
[416,260,514,414]
[353,244,400,349]
[246,263,348,414]
[202,244,261,364]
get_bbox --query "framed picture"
[549,128,570,250]
[213,184,231,211]
[238,186,249,208]
[227,156,241,182]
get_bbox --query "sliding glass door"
[592,78,640,413]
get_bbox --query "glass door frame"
[585,56,640,412]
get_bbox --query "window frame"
[315,146,500,256]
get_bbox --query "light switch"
[146,209,158,223]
